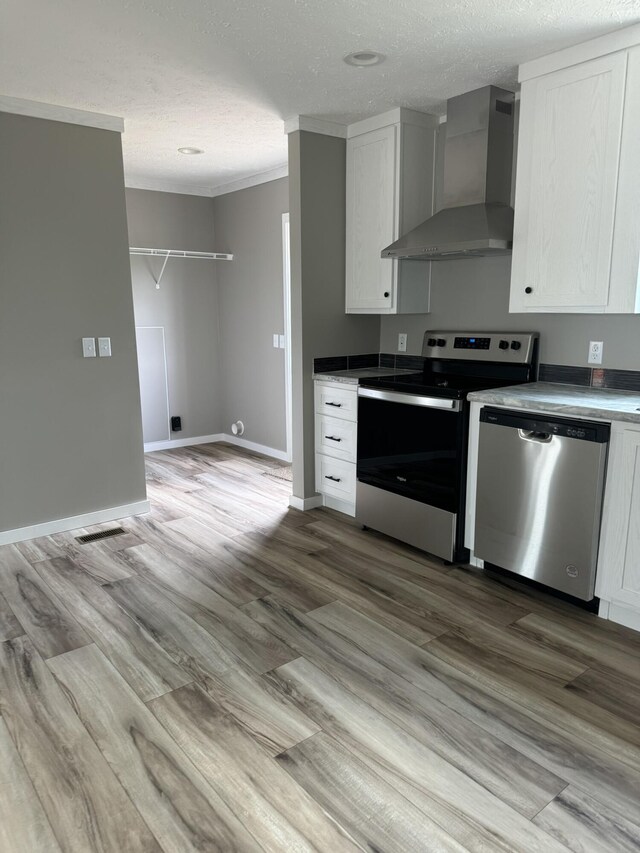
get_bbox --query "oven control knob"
[436,338,446,347]
[427,337,437,347]
[499,340,509,350]
[510,340,522,350]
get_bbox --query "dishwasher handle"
[518,429,552,443]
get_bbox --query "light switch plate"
[279,334,285,349]
[98,337,112,357]
[82,337,97,358]
[273,333,279,348]
[398,333,408,352]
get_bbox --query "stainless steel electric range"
[356,330,539,563]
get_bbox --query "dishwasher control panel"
[481,408,609,442]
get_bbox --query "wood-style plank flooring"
[1,441,640,852]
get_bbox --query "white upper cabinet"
[345,109,438,314]
[510,28,640,314]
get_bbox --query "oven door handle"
[357,387,462,412]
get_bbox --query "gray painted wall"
[380,256,640,367]
[126,188,216,252]
[0,113,146,533]
[288,131,380,499]
[126,189,224,440]
[213,178,290,451]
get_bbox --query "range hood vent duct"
[382,85,515,261]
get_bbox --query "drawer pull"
[326,435,342,442]
[325,475,342,482]
[325,401,342,408]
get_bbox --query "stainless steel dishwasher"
[475,407,610,600]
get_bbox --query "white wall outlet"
[98,337,112,357]
[279,334,285,349]
[82,337,97,358]
[398,333,408,352]
[588,340,603,365]
[273,333,279,348]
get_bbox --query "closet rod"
[129,246,233,289]
[129,247,233,260]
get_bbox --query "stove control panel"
[454,336,491,350]
[422,331,539,364]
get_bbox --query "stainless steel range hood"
[382,86,515,261]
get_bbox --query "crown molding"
[210,164,288,197]
[124,176,215,197]
[284,115,348,138]
[0,95,124,133]
[126,164,289,199]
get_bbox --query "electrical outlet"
[588,340,603,365]
[398,333,408,352]
[98,337,111,357]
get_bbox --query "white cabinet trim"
[519,22,640,82]
[347,107,438,138]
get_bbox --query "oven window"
[357,396,464,512]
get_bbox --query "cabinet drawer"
[315,382,357,421]
[315,454,356,502]
[315,414,357,462]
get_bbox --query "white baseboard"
[144,434,225,452]
[289,494,323,511]
[604,600,640,633]
[222,434,289,462]
[144,432,289,463]
[0,500,151,547]
[323,494,356,517]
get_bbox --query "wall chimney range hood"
[382,86,515,261]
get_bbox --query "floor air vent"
[75,527,126,544]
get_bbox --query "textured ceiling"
[2,0,638,195]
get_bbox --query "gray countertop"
[468,381,640,424]
[313,367,417,385]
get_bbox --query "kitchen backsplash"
[314,354,640,392]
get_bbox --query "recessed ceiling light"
[344,50,385,67]
[178,147,204,155]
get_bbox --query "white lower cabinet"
[315,455,357,505]
[596,422,640,631]
[314,380,357,516]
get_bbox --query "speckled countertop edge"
[469,382,640,424]
[313,367,418,385]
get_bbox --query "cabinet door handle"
[325,475,341,482]
[525,286,533,294]
[325,401,342,407]
[326,436,342,442]
[384,291,390,297]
